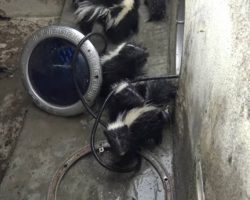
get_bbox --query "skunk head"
[119,43,149,67]
[104,120,131,157]
[100,42,148,97]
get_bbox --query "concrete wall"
[175,0,250,199]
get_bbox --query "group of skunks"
[72,0,177,163]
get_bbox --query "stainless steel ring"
[21,26,102,116]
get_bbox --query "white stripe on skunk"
[104,104,165,156]
[75,0,134,29]
[75,1,110,22]
[107,113,125,130]
[100,43,126,64]
[123,105,157,127]
[107,120,125,131]
[113,81,130,94]
[113,0,134,26]
[74,0,139,43]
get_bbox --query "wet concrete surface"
[0,0,176,199]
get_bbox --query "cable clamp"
[98,147,105,153]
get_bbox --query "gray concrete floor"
[0,0,175,199]
[0,0,65,187]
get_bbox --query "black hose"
[133,75,179,82]
[71,32,108,127]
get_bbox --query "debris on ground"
[0,92,28,182]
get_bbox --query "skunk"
[144,0,166,21]
[100,42,149,96]
[143,79,176,106]
[104,105,166,156]
[73,0,140,43]
[107,79,176,120]
[104,79,177,156]
[108,81,145,121]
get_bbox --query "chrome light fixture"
[21,26,102,116]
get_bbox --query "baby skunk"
[143,79,176,106]
[100,42,149,96]
[104,79,177,156]
[108,81,145,121]
[107,79,177,120]
[144,0,166,21]
[104,105,165,156]
[73,0,140,43]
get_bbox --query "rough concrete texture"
[0,0,65,17]
[0,17,59,74]
[175,0,250,199]
[0,91,27,182]
[133,2,173,76]
[0,0,64,192]
[0,15,59,185]
[0,0,176,199]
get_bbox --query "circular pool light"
[21,26,102,116]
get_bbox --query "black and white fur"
[107,79,176,120]
[100,42,149,96]
[104,79,177,156]
[108,81,145,121]
[73,0,140,43]
[104,105,165,156]
[144,0,166,21]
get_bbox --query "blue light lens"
[28,38,90,106]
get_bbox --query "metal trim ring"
[21,26,102,116]
[46,142,173,200]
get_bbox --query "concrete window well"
[175,0,250,200]
[0,0,249,200]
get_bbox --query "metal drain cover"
[21,26,102,116]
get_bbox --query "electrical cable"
[90,89,142,173]
[133,75,179,82]
[71,32,108,127]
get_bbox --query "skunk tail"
[75,1,110,24]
